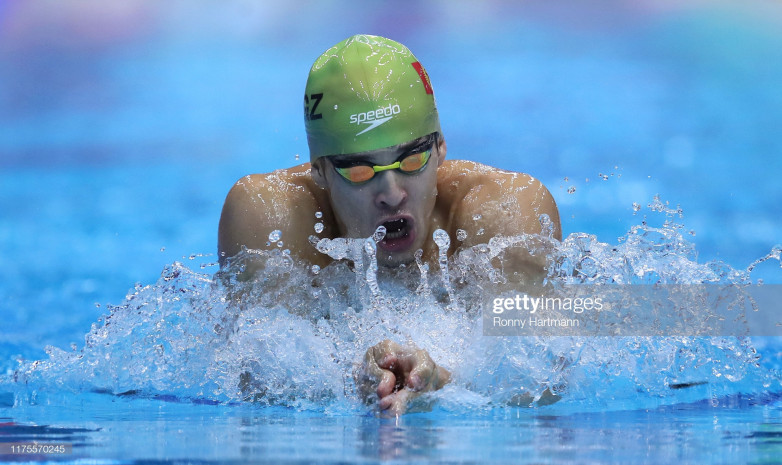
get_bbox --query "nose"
[373,171,407,210]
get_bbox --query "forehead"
[329,134,432,164]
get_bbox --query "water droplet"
[564,177,569,182]
[268,230,282,243]
[314,222,324,233]
[277,241,284,248]
[373,225,387,243]
[414,248,430,297]
[433,229,450,249]
[364,237,376,254]
[539,214,554,237]
[632,202,641,212]
[295,154,300,160]
[433,229,455,309]
[363,237,382,298]
[472,213,482,221]
[599,173,609,181]
[315,211,323,219]
[567,186,576,194]
[310,265,320,275]
[160,247,166,252]
[477,228,485,236]
[456,229,468,241]
[333,104,339,110]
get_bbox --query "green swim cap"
[304,34,441,162]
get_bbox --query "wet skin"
[310,135,444,266]
[218,135,562,413]
[356,340,451,416]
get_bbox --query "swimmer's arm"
[450,169,561,281]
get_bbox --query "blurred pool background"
[1,2,782,461]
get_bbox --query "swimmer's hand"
[355,340,450,416]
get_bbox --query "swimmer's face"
[312,133,446,266]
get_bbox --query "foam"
[4,198,781,412]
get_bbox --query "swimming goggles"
[332,133,436,185]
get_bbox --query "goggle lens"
[334,149,432,185]
[399,151,429,172]
[338,165,375,183]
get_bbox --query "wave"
[4,197,781,413]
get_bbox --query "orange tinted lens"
[399,151,430,172]
[338,165,375,183]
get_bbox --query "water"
[4,394,782,463]
[2,1,782,463]
[3,210,781,462]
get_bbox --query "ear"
[310,159,329,189]
[436,135,447,167]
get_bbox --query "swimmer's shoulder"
[226,163,317,195]
[436,159,561,240]
[219,163,332,267]
[223,163,330,210]
[437,159,542,201]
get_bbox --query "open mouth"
[377,217,415,253]
[383,218,408,240]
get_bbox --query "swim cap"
[304,34,441,162]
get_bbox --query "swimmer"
[218,35,561,414]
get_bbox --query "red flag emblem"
[411,62,434,95]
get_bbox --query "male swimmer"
[218,35,561,415]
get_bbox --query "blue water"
[2,1,782,463]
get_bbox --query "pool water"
[3,393,782,463]
[2,1,782,463]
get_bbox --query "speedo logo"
[349,104,401,136]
